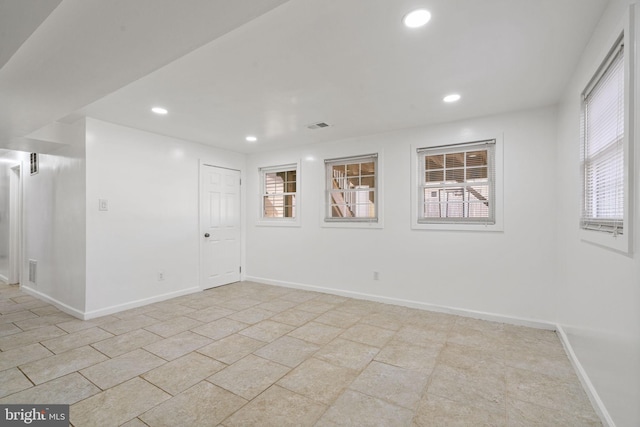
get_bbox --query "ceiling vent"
[307,122,330,130]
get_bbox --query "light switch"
[99,199,108,211]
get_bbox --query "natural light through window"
[581,36,624,236]
[417,140,495,224]
[260,164,298,222]
[325,154,377,222]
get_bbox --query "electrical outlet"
[158,271,164,281]
[373,271,380,281]
[98,199,108,211]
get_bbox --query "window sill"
[579,228,631,254]
[412,222,503,232]
[322,220,383,229]
[256,219,300,228]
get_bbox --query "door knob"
[204,233,210,238]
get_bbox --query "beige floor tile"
[0,325,66,351]
[447,323,506,351]
[0,322,21,337]
[255,299,299,313]
[287,322,343,345]
[506,367,596,418]
[143,315,203,338]
[314,338,379,371]
[360,311,407,331]
[81,348,165,389]
[221,296,263,311]
[374,340,441,373]
[0,368,33,398]
[313,294,349,305]
[91,329,163,358]
[120,418,148,427]
[144,304,196,321]
[277,357,357,405]
[294,300,336,314]
[56,315,119,333]
[349,361,429,410]
[13,313,75,331]
[413,393,506,426]
[427,363,505,415]
[313,310,361,328]
[100,314,159,335]
[394,324,448,346]
[227,307,275,324]
[0,373,100,405]
[279,290,319,303]
[41,327,113,354]
[186,306,235,323]
[340,323,395,347]
[0,310,38,324]
[223,385,325,427]
[438,342,504,376]
[197,333,265,364]
[506,397,601,426]
[0,342,53,371]
[316,389,414,427]
[270,308,320,326]
[208,354,290,399]
[191,317,248,340]
[140,381,246,427]
[238,320,295,342]
[333,299,383,316]
[254,336,320,368]
[71,377,170,427]
[143,331,212,361]
[143,352,225,395]
[504,346,576,380]
[20,346,108,385]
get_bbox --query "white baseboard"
[82,286,201,320]
[245,276,555,330]
[555,325,615,427]
[20,285,85,319]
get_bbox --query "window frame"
[411,136,503,232]
[579,19,634,254]
[257,162,300,227]
[322,153,383,229]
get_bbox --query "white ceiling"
[1,0,608,154]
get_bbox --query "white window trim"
[322,151,384,229]
[256,161,300,227]
[579,7,635,254]
[411,135,504,232]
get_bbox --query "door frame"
[8,164,22,285]
[198,161,243,290]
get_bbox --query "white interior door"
[200,164,241,289]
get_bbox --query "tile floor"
[0,281,601,426]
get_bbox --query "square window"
[325,154,378,223]
[417,140,496,225]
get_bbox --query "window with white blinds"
[325,154,377,222]
[260,164,298,222]
[417,140,495,224]
[581,37,624,235]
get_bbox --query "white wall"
[555,1,640,426]
[84,119,245,317]
[18,120,87,315]
[246,106,558,323]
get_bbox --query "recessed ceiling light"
[443,94,461,103]
[245,136,257,142]
[403,9,431,28]
[151,107,168,115]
